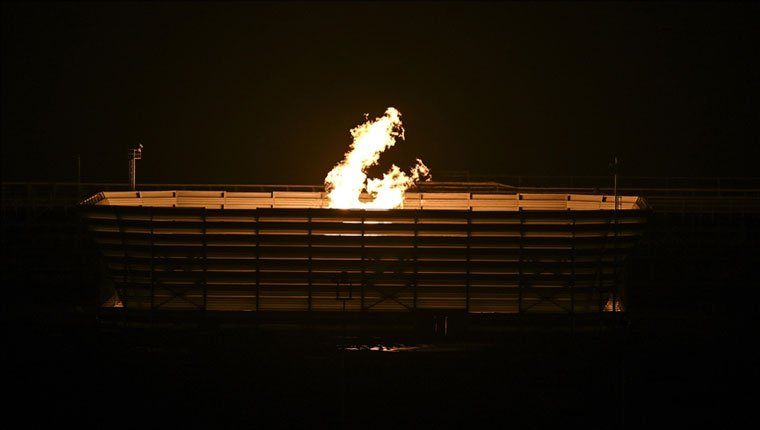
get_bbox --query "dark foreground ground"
[3,206,758,428]
[5,307,754,429]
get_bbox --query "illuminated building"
[80,187,648,315]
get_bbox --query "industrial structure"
[79,187,649,316]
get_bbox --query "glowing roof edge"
[83,190,647,211]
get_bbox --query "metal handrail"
[3,179,760,213]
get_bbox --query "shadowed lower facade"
[79,188,649,315]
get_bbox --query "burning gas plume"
[324,107,430,209]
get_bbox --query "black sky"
[2,1,758,185]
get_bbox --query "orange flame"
[325,107,430,209]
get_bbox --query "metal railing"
[3,177,760,213]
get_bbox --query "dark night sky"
[2,1,758,185]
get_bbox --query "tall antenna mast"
[610,155,619,213]
[128,144,143,191]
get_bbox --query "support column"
[466,210,472,313]
[570,212,576,315]
[360,213,365,312]
[308,210,313,312]
[255,212,260,312]
[518,210,525,314]
[413,212,419,311]
[202,208,208,311]
[150,208,155,311]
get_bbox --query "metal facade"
[80,190,648,314]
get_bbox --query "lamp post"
[610,155,620,212]
[128,144,143,191]
[609,155,621,315]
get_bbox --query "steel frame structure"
[80,190,648,315]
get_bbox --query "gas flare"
[324,107,430,209]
